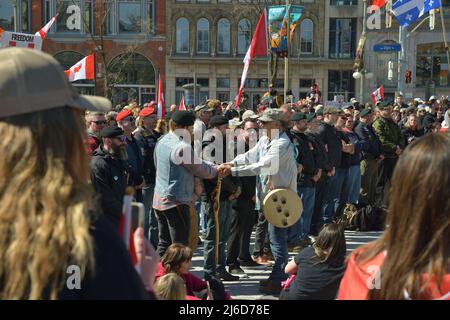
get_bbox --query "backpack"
[334,203,386,232]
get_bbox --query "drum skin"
[263,189,303,228]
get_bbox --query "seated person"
[155,243,231,300]
[279,223,346,300]
[154,273,194,300]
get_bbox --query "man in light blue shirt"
[220,108,298,295]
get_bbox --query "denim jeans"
[288,187,316,243]
[268,223,289,283]
[203,200,232,278]
[143,184,158,248]
[320,169,346,225]
[345,165,361,204]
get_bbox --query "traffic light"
[405,70,412,84]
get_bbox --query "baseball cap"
[323,106,340,115]
[242,110,258,121]
[258,108,283,122]
[0,48,111,119]
[194,104,214,112]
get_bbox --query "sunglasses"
[92,120,107,125]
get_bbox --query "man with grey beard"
[91,126,129,230]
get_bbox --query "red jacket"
[338,245,450,300]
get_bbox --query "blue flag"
[392,0,441,27]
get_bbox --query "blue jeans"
[288,187,316,243]
[321,169,346,225]
[143,184,158,248]
[345,165,361,204]
[203,200,232,278]
[268,223,289,282]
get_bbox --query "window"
[217,19,230,54]
[238,19,251,55]
[299,78,315,98]
[300,19,313,54]
[42,0,92,34]
[106,0,154,35]
[375,52,397,88]
[197,18,209,54]
[217,78,230,88]
[0,0,30,32]
[416,43,449,87]
[328,70,355,101]
[176,18,189,53]
[329,18,356,59]
[217,78,230,102]
[330,0,358,5]
[175,77,209,105]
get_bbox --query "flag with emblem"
[371,85,384,104]
[392,0,441,27]
[64,54,95,82]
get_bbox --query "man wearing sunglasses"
[91,126,129,230]
[86,111,107,155]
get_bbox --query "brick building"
[0,0,166,105]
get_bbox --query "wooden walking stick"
[212,176,223,265]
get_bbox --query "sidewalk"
[190,230,383,300]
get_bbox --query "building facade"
[362,0,450,102]
[166,0,367,108]
[0,0,166,105]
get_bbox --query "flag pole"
[440,2,450,75]
[284,0,290,104]
[266,5,271,91]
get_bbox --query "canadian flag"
[64,54,95,82]
[35,14,58,40]
[179,96,186,111]
[371,85,384,104]
[371,0,387,8]
[157,73,166,119]
[236,9,268,109]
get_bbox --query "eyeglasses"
[92,120,107,125]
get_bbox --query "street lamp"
[353,69,373,102]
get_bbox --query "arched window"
[217,18,230,54]
[176,18,189,53]
[300,19,313,54]
[108,53,156,105]
[238,19,251,55]
[197,18,210,54]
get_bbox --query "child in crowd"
[154,273,187,300]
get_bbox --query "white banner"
[0,31,43,50]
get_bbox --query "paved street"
[190,230,383,300]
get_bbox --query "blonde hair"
[154,273,187,300]
[0,107,95,299]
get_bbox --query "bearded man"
[91,126,129,230]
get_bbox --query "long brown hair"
[161,243,193,275]
[0,107,95,299]
[358,133,450,299]
[313,223,347,266]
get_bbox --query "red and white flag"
[371,85,384,104]
[179,96,186,111]
[371,0,387,8]
[236,9,268,109]
[157,73,165,119]
[35,14,58,40]
[64,54,95,82]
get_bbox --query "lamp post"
[353,69,373,102]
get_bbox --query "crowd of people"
[0,48,448,300]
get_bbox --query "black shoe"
[259,280,282,295]
[228,266,246,275]
[217,270,240,282]
[239,259,264,267]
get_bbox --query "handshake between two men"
[217,163,232,177]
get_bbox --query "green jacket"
[372,116,405,157]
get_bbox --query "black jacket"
[134,129,161,185]
[337,131,351,169]
[202,136,241,201]
[125,135,145,188]
[402,126,424,145]
[91,146,128,229]
[238,143,256,200]
[354,122,382,159]
[59,215,154,300]
[317,122,342,170]
[305,131,330,172]
[287,129,318,188]
[421,113,436,133]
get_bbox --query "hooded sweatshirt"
[338,245,450,300]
